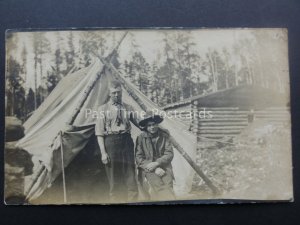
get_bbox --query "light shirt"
[95,100,139,136]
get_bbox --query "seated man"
[135,111,175,201]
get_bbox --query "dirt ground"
[191,119,293,201]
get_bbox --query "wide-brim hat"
[139,111,164,128]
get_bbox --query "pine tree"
[65,31,76,73]
[79,31,108,67]
[32,32,51,109]
[25,88,35,117]
[54,32,64,79]
[21,45,27,81]
[6,57,25,119]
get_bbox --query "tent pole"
[60,131,67,203]
[169,136,219,194]
[24,165,46,200]
[99,59,220,195]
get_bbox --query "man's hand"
[101,152,110,165]
[154,167,165,177]
[145,162,159,172]
[97,136,109,165]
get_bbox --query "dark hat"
[139,111,164,127]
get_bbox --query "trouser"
[145,170,175,201]
[104,133,138,203]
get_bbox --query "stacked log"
[4,117,33,204]
[191,100,199,135]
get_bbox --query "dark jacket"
[135,128,174,178]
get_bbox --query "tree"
[161,31,202,100]
[65,31,76,73]
[79,31,109,67]
[21,45,27,81]
[54,33,64,79]
[222,48,231,89]
[32,32,51,109]
[25,88,35,118]
[131,51,150,93]
[36,85,48,107]
[6,57,25,119]
[252,30,288,93]
[124,33,152,97]
[206,49,218,92]
[233,38,258,86]
[155,63,173,103]
[46,70,59,93]
[148,62,160,104]
[14,86,26,120]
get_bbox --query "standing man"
[95,80,140,203]
[135,111,175,201]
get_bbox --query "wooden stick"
[60,131,67,203]
[25,165,46,200]
[169,136,219,194]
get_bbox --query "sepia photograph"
[4,28,293,204]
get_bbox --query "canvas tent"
[17,56,199,203]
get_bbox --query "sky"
[6,28,286,91]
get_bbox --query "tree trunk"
[39,57,44,103]
[34,57,38,110]
[11,88,15,116]
[207,52,217,92]
[245,57,253,85]
[234,65,239,86]
[224,58,229,89]
[212,54,218,91]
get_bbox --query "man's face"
[109,87,122,104]
[146,121,158,134]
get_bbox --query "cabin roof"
[163,85,289,110]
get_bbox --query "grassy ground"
[191,119,293,200]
